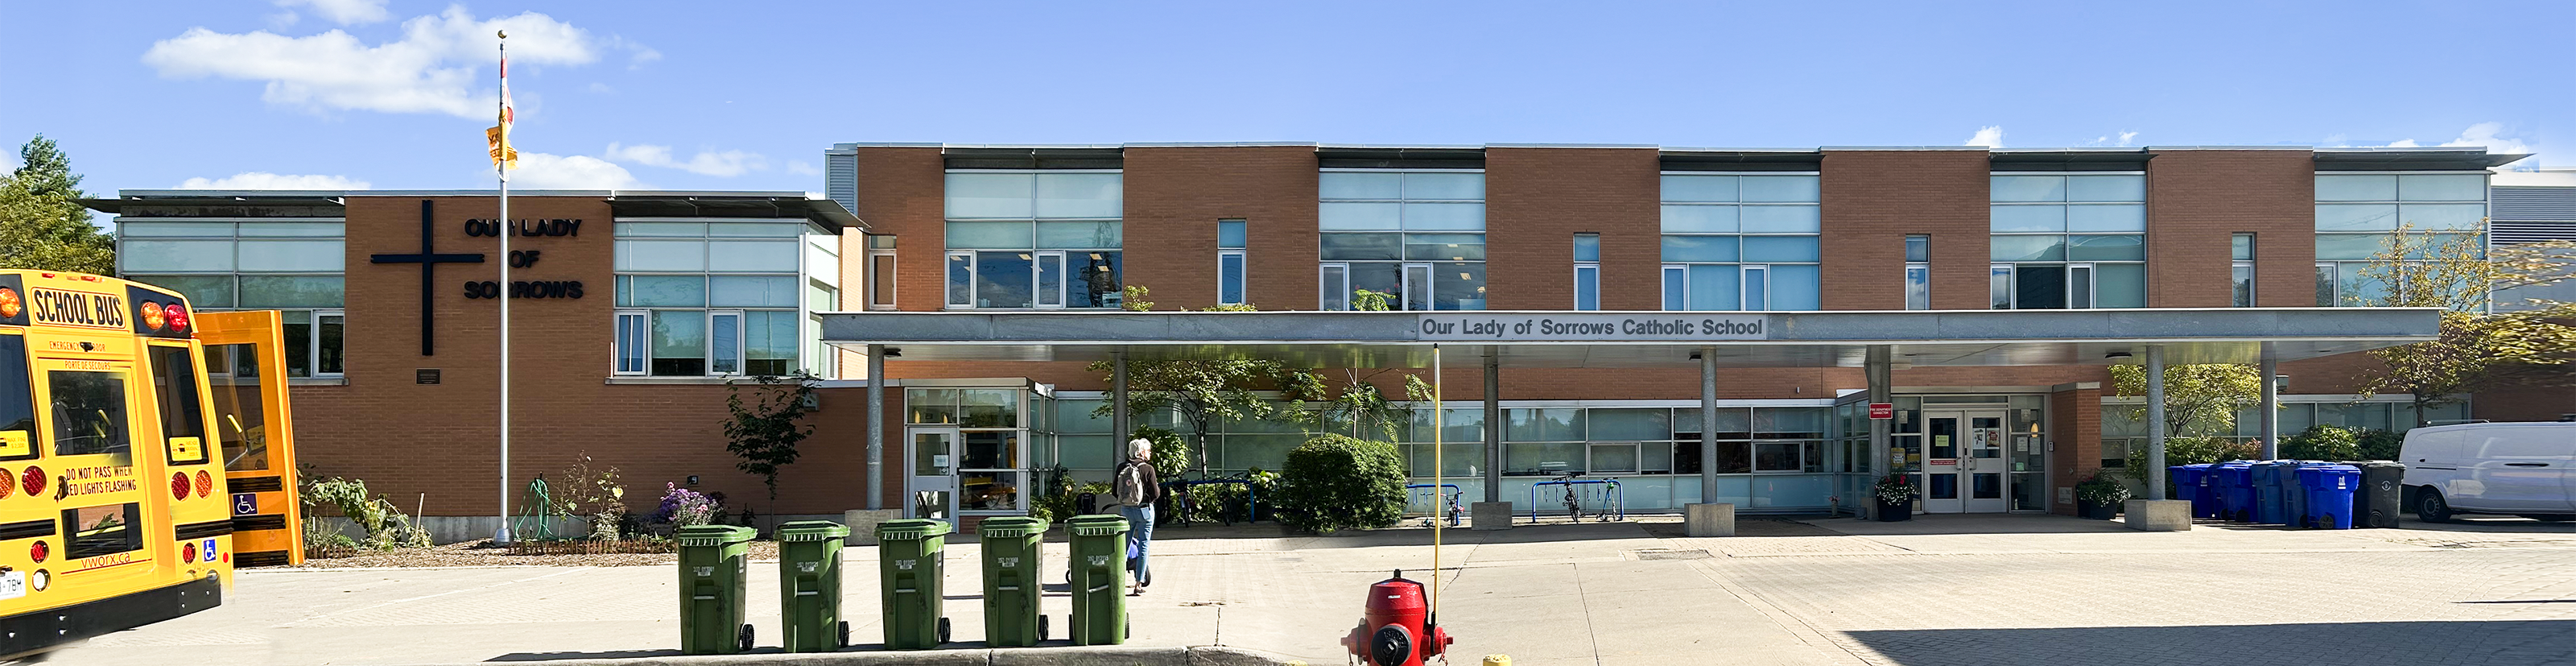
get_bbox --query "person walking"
[1112,437,1160,596]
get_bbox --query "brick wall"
[848,147,947,312]
[1818,150,1992,310]
[2048,383,2103,516]
[1485,147,1661,310]
[2145,150,2317,308]
[1121,146,1319,310]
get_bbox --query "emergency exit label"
[1869,403,1893,420]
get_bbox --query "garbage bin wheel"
[2417,488,2454,523]
[2316,514,2335,530]
[1039,614,1051,641]
[737,623,754,652]
[836,620,850,648]
[937,617,951,644]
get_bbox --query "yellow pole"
[1430,343,1443,618]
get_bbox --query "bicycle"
[1550,471,1587,523]
[1409,484,1463,527]
[1589,477,1624,522]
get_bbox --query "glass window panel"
[1321,233,1402,261]
[236,275,344,308]
[615,313,645,374]
[118,221,233,237]
[1991,176,2068,202]
[709,239,799,272]
[1769,264,1820,310]
[1662,235,1740,263]
[1661,175,1736,203]
[709,312,740,374]
[1575,264,1599,310]
[1217,220,1247,249]
[1743,267,1766,311]
[2068,234,2145,261]
[1404,264,1433,311]
[2233,263,2256,307]
[2232,234,2255,261]
[1905,235,1930,263]
[945,221,1034,250]
[706,222,805,238]
[1753,443,1802,471]
[1505,407,1584,441]
[1572,233,1600,262]
[1991,205,2068,233]
[946,254,972,306]
[1219,252,1245,304]
[1319,202,1402,230]
[1507,442,1587,475]
[1588,408,1671,441]
[1227,434,1309,472]
[1742,235,1820,263]
[2015,264,2066,309]
[2067,176,2145,202]
[2317,204,2398,232]
[1405,234,1486,262]
[1035,221,1123,249]
[233,240,343,272]
[617,221,706,237]
[870,253,898,307]
[2399,174,2485,202]
[1992,266,2013,308]
[1686,264,1740,311]
[122,240,237,272]
[1906,266,1930,310]
[1402,203,1485,231]
[1755,407,1827,437]
[625,275,706,307]
[2067,205,2147,233]
[650,310,707,375]
[134,275,234,308]
[945,172,1034,218]
[2094,263,2145,308]
[1033,173,1121,218]
[280,310,310,378]
[617,239,706,271]
[1036,253,1063,307]
[1402,172,1484,201]
[709,275,796,308]
[1321,264,1350,310]
[2316,234,2391,260]
[1740,205,1821,233]
[1991,235,2066,262]
[237,221,345,237]
[2318,175,2397,201]
[1067,250,1122,308]
[1740,176,1819,203]
[972,250,1034,308]
[1662,266,1686,310]
[2413,234,2481,260]
[1714,441,1751,474]
[1320,172,1402,200]
[1589,444,1639,474]
[2400,204,2486,231]
[1661,205,1740,234]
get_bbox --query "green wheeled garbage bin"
[776,520,852,652]
[675,524,758,655]
[876,519,953,650]
[979,516,1051,647]
[1066,514,1131,645]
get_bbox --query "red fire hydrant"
[1340,570,1453,666]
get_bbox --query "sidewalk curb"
[408,646,1306,666]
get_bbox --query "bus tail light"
[20,467,42,498]
[181,541,197,563]
[140,301,165,331]
[165,303,189,332]
[0,469,12,499]
[194,470,213,498]
[30,540,46,563]
[171,473,189,500]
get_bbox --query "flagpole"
[494,32,514,545]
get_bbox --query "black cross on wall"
[369,200,486,356]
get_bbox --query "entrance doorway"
[908,428,957,519]
[1919,410,2009,513]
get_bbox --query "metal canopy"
[820,308,2441,369]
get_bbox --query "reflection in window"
[204,344,270,472]
[50,370,130,457]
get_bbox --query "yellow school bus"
[0,270,299,658]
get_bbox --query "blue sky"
[3,0,2570,196]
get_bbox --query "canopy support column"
[1113,348,1131,460]
[2146,345,2169,501]
[867,344,886,511]
[1700,349,1719,506]
[1866,345,1893,518]
[1484,349,1501,504]
[2260,343,2280,460]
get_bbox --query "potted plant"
[1872,473,1916,522]
[2074,471,2130,520]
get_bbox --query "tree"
[2108,362,2264,439]
[1088,286,1302,477]
[0,135,114,274]
[722,373,819,503]
[2351,228,2576,426]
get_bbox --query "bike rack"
[1528,478,1624,523]
[1160,478,1260,525]
[1405,483,1463,524]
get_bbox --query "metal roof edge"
[1818,146,1992,151]
[1484,143,1660,149]
[1121,142,1320,148]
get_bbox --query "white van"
[2401,422,2576,522]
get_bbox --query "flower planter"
[2076,498,2119,520]
[1876,498,1912,522]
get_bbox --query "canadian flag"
[485,55,518,170]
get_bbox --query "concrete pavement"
[54,513,2576,665]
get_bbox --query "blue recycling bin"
[2297,465,2360,529]
[2251,461,2292,525]
[2213,461,2256,523]
[2281,461,2334,527]
[2170,464,2216,519]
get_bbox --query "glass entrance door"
[1921,410,2013,513]
[1963,413,2009,512]
[907,428,958,520]
[1922,414,1965,513]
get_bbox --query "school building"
[82,143,2552,537]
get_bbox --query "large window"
[1573,233,1600,310]
[1905,234,1931,310]
[2314,173,2487,306]
[945,171,1124,309]
[613,219,824,377]
[49,370,130,457]
[1218,219,1248,306]
[2232,233,2256,307]
[1660,174,1821,311]
[1319,170,1486,311]
[1990,174,2145,309]
[122,219,346,379]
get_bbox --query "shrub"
[300,475,430,550]
[1133,426,1190,480]
[2074,471,2132,505]
[2356,428,2404,461]
[2283,425,2363,461]
[1872,473,1916,504]
[650,483,722,527]
[1274,435,1406,533]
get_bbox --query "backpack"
[1113,461,1153,507]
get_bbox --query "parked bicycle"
[1407,483,1464,527]
[1550,471,1587,522]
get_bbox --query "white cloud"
[1964,126,2004,149]
[177,172,370,189]
[602,143,766,177]
[786,161,821,176]
[273,0,390,25]
[2371,122,2540,168]
[142,6,630,118]
[2082,130,2141,148]
[586,81,613,93]
[2384,139,2421,147]
[510,152,642,189]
